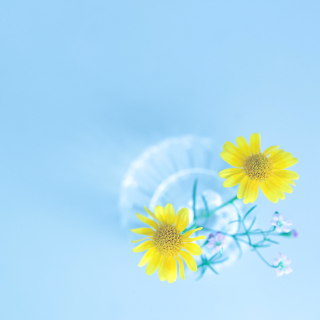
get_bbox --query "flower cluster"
[195,194,297,278]
[131,133,299,282]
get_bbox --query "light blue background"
[1,1,319,319]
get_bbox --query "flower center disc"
[154,225,181,256]
[244,154,272,180]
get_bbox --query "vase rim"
[149,168,219,209]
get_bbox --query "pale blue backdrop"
[1,1,319,319]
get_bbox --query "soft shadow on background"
[0,1,319,319]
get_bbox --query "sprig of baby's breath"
[188,181,296,279]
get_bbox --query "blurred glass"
[119,136,248,272]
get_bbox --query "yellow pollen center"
[154,225,181,256]
[244,154,272,180]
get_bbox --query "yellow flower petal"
[250,133,261,155]
[287,180,295,186]
[236,136,252,157]
[259,181,279,203]
[182,235,206,242]
[269,149,287,162]
[174,208,189,233]
[237,175,250,199]
[272,170,299,180]
[175,255,185,280]
[219,168,244,179]
[136,213,159,230]
[273,156,298,170]
[158,257,167,281]
[220,151,244,167]
[154,205,167,225]
[181,227,203,239]
[244,179,259,204]
[251,180,259,203]
[165,203,175,226]
[145,251,162,275]
[179,251,197,272]
[223,141,246,161]
[243,179,253,204]
[269,175,293,193]
[130,228,155,236]
[132,240,154,253]
[266,179,285,200]
[270,172,296,186]
[144,206,159,222]
[165,256,177,283]
[263,145,280,156]
[138,247,157,267]
[223,172,246,188]
[182,243,202,255]
[272,174,295,186]
[131,237,151,243]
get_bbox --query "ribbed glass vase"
[119,136,248,273]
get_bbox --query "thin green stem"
[194,195,238,221]
[192,179,198,220]
[190,190,282,274]
[253,248,277,268]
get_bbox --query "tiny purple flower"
[272,253,292,277]
[292,229,298,238]
[207,232,225,253]
[271,213,292,233]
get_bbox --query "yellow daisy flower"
[219,133,299,204]
[131,204,206,283]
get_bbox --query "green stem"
[185,196,238,232]
[192,179,198,220]
[195,195,238,220]
[201,228,276,269]
[190,193,277,271]
[253,248,277,268]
